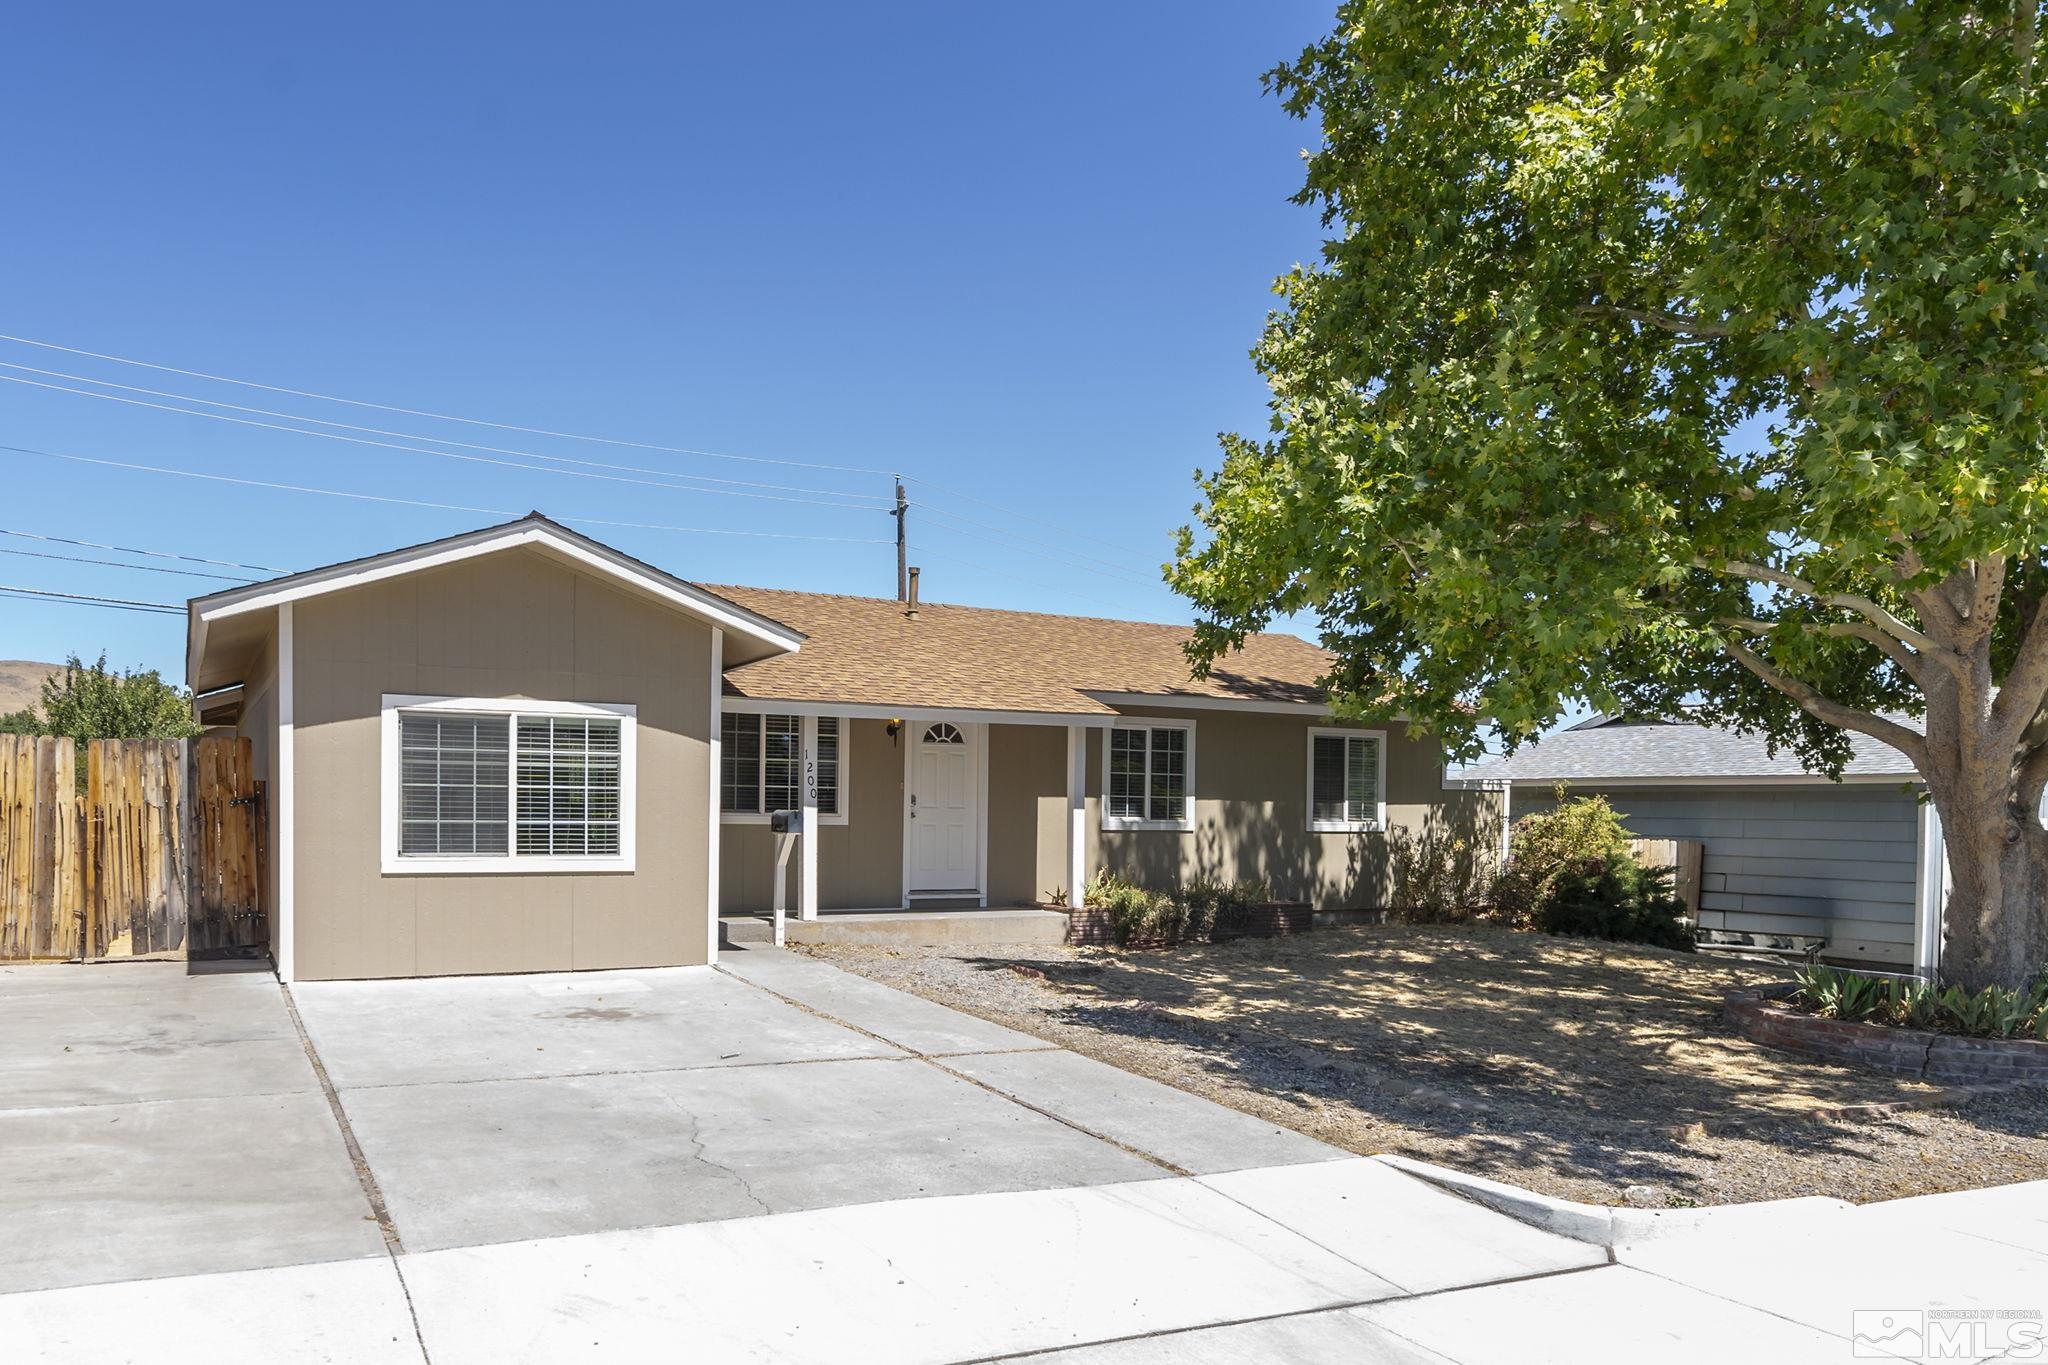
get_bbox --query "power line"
[0,331,1161,563]
[0,444,894,545]
[0,527,287,573]
[0,544,254,582]
[0,360,891,506]
[0,374,893,512]
[0,331,897,477]
[0,584,182,614]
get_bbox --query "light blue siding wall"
[1512,784,1923,967]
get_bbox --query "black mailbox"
[770,809,803,834]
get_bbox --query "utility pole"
[892,478,908,601]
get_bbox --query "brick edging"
[1724,984,2048,1086]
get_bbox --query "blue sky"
[0,2,1337,680]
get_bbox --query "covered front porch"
[715,703,1104,928]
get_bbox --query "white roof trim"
[721,696,1117,728]
[1457,772,1923,789]
[1081,690,1332,716]
[193,521,801,655]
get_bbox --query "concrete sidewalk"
[6,1155,2043,1363]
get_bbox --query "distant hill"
[0,660,63,718]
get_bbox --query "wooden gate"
[0,735,267,961]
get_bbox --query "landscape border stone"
[1724,984,2048,1086]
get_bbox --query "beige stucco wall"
[718,717,905,912]
[290,547,714,980]
[724,707,1496,915]
[1016,707,1498,912]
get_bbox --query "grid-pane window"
[1147,727,1187,823]
[400,714,509,855]
[515,716,622,857]
[1108,728,1147,820]
[719,714,842,817]
[1311,732,1381,827]
[813,718,840,816]
[1105,725,1191,826]
[764,715,801,813]
[720,712,761,813]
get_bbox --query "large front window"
[720,713,842,819]
[383,697,635,873]
[1308,727,1385,832]
[1102,722,1193,830]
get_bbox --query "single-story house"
[1456,715,1944,973]
[187,513,1498,982]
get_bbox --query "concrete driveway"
[5,946,2043,1363]
[286,942,1336,1253]
[0,960,384,1294]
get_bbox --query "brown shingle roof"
[711,585,1332,715]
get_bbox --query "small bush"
[1538,857,1694,951]
[1492,793,1633,929]
[1083,870,1268,947]
[1792,965,2048,1040]
[1388,826,1497,924]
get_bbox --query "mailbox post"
[769,808,803,947]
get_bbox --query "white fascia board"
[720,697,1116,728]
[1082,690,1416,723]
[197,524,801,656]
[1081,690,1332,716]
[1474,773,1925,789]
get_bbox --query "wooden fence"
[0,735,267,961]
[1630,837,1704,915]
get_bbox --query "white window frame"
[380,694,637,875]
[1099,718,1197,833]
[1307,726,1387,833]
[718,712,850,826]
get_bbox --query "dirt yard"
[809,924,2048,1207]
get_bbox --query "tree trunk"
[1931,777,2048,992]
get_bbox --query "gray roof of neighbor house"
[1456,714,1921,786]
[711,584,1334,716]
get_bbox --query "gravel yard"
[808,924,2048,1207]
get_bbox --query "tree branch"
[1576,303,1734,337]
[1710,559,1949,657]
[1992,586,2048,749]
[1720,638,1928,765]
[1716,615,1926,683]
[1959,555,2007,645]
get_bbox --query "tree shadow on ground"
[955,924,1976,1200]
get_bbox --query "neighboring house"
[1457,715,1943,973]
[186,513,1497,982]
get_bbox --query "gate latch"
[229,794,262,808]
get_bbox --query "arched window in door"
[922,722,965,745]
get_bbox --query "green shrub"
[1492,793,1633,929]
[1537,856,1695,952]
[1083,870,1268,947]
[1388,825,1497,924]
[1791,965,2048,1040]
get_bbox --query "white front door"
[909,722,978,892]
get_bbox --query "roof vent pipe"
[905,566,921,620]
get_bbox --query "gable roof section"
[191,513,801,652]
[1457,717,1920,786]
[711,584,1332,716]
[187,514,803,694]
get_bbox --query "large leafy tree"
[2,654,199,781]
[1171,2,2048,988]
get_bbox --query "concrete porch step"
[720,909,1069,948]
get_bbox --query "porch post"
[1066,724,1087,911]
[799,713,819,922]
